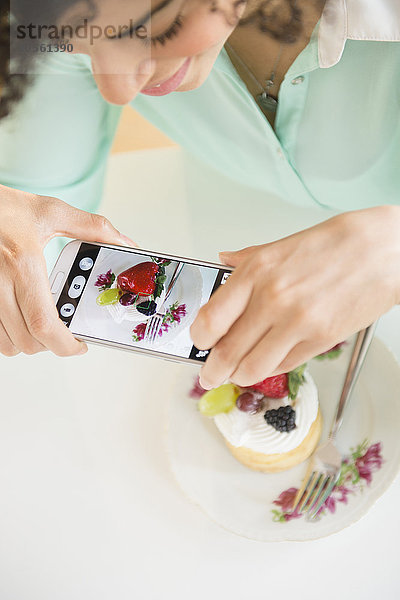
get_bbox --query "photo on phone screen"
[54,242,232,363]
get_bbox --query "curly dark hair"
[0,1,28,119]
[0,0,310,120]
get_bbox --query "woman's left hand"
[190,205,400,390]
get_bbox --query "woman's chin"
[177,62,216,93]
[174,42,223,93]
[177,79,203,92]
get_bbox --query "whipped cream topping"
[213,373,318,455]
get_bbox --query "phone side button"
[51,271,65,294]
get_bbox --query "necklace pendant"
[257,91,278,113]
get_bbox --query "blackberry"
[264,405,297,433]
[136,300,157,316]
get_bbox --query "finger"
[230,325,299,387]
[269,340,333,376]
[199,290,272,389]
[13,250,88,357]
[0,284,47,355]
[38,196,138,248]
[0,318,20,357]
[190,268,253,350]
[219,246,258,267]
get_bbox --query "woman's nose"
[92,58,156,105]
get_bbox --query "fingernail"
[200,377,215,391]
[120,235,138,248]
[78,344,88,355]
[199,376,212,391]
[219,251,232,256]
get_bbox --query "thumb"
[219,245,257,267]
[45,198,137,248]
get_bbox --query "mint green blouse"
[132,35,400,212]
[1,15,400,260]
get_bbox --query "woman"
[1,0,400,391]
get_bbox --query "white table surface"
[1,147,400,600]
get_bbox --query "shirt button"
[291,75,305,85]
[276,148,284,158]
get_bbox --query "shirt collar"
[319,0,400,68]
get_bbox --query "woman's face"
[63,0,246,104]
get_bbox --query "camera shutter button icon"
[68,275,86,299]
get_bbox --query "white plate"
[166,337,400,541]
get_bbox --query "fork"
[143,262,185,345]
[292,321,378,520]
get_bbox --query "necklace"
[225,0,299,113]
[225,40,285,113]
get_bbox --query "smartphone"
[49,240,233,365]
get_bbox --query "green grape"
[96,288,122,306]
[198,384,240,417]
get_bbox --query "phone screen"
[55,242,232,363]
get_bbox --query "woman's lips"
[141,57,191,96]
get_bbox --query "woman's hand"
[191,206,400,389]
[0,184,136,358]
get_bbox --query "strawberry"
[117,262,159,296]
[249,364,307,401]
[250,374,289,398]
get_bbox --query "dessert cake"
[192,365,322,473]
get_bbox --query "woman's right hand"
[0,184,136,358]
